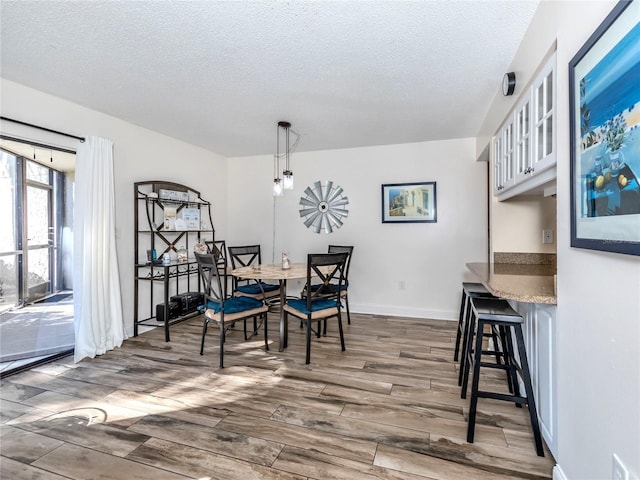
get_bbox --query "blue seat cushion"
[309,282,348,293]
[236,281,279,295]
[198,296,263,314]
[286,298,339,314]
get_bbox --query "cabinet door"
[493,115,516,195]
[532,53,556,174]
[514,93,532,185]
[493,134,503,195]
[501,117,516,191]
[534,304,557,458]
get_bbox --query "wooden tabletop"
[230,263,309,280]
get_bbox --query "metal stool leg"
[454,287,467,362]
[513,324,544,456]
[466,317,486,442]
[460,307,476,397]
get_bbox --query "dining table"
[230,262,311,351]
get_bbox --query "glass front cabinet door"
[532,53,556,175]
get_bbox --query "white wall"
[0,79,229,337]
[1,79,487,328]
[481,2,640,479]
[228,138,488,320]
[492,195,557,255]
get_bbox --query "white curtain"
[73,136,126,362]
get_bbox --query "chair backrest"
[328,245,353,279]
[205,240,227,265]
[227,245,262,269]
[305,252,349,310]
[194,252,225,304]
[227,245,265,292]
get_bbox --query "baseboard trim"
[351,302,457,321]
[124,305,458,336]
[553,464,567,480]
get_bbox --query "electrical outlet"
[399,280,406,290]
[542,229,553,244]
[613,454,629,480]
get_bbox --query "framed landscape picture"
[381,182,437,223]
[569,0,640,256]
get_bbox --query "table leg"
[279,279,288,351]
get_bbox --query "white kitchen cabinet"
[494,53,557,200]
[509,300,558,458]
[493,115,516,194]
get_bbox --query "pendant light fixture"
[273,153,283,196]
[274,121,294,195]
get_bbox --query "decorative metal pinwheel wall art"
[298,180,349,234]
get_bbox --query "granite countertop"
[466,262,557,305]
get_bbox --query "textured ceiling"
[0,0,539,157]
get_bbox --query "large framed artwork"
[381,182,437,223]
[569,0,640,256]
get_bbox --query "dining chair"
[194,252,269,368]
[303,245,354,328]
[283,252,349,364]
[227,245,280,304]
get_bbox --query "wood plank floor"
[1,313,555,479]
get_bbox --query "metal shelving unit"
[133,181,215,341]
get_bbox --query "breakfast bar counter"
[466,254,558,457]
[466,261,557,305]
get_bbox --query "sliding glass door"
[1,147,75,369]
[25,162,55,302]
[0,149,64,308]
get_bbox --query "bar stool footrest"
[476,390,527,405]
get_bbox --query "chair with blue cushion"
[302,245,354,331]
[227,245,280,304]
[195,252,269,368]
[283,252,349,364]
[328,245,353,324]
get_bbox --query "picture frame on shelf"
[569,0,640,256]
[181,207,200,230]
[163,205,177,230]
[381,181,437,223]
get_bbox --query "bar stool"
[454,282,495,362]
[455,283,498,390]
[461,296,544,457]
